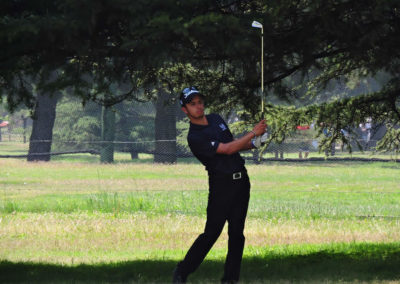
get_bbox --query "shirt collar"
[189,115,210,130]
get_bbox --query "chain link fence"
[0,96,399,163]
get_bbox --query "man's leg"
[177,177,230,279]
[222,176,250,282]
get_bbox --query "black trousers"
[179,171,250,281]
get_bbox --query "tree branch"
[265,47,348,85]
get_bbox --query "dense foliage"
[1,0,399,155]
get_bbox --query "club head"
[251,21,263,29]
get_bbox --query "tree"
[257,0,400,153]
[0,1,164,162]
[53,95,156,159]
[0,1,77,161]
[27,91,60,161]
[27,71,63,161]
[2,0,400,160]
[100,104,116,163]
[154,88,177,163]
[207,0,400,156]
[113,100,155,160]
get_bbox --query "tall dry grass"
[1,212,399,264]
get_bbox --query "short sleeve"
[188,133,219,158]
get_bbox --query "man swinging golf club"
[173,86,267,283]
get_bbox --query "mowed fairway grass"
[1,157,400,283]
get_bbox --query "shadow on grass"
[1,244,400,283]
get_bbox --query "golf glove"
[252,132,268,148]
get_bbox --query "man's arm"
[216,120,267,155]
[242,138,257,151]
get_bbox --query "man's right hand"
[252,119,267,136]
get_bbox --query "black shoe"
[172,265,187,284]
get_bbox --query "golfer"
[173,86,267,283]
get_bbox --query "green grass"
[2,160,399,218]
[1,158,400,282]
[2,190,400,219]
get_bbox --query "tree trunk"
[100,105,116,163]
[252,149,260,164]
[154,89,177,163]
[27,92,59,161]
[22,116,28,143]
[130,151,138,159]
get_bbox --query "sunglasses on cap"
[180,86,202,106]
[182,86,199,98]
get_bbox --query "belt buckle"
[233,172,242,180]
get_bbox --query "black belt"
[208,170,246,180]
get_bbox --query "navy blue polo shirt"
[187,113,245,174]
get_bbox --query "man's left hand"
[253,132,268,148]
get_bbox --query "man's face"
[182,95,205,119]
